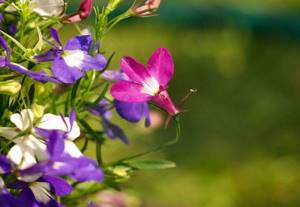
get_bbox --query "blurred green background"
[70,0,300,206]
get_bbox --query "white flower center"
[63,50,85,68]
[141,77,160,96]
[52,161,65,170]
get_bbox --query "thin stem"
[107,116,181,166]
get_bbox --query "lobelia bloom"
[20,130,103,182]
[111,48,180,116]
[102,70,151,127]
[0,131,103,206]
[62,0,94,23]
[34,27,107,84]
[0,109,82,170]
[0,36,59,83]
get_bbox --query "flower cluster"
[0,0,188,206]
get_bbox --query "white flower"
[16,0,65,17]
[0,109,82,169]
[30,0,65,17]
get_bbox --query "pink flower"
[62,0,94,23]
[111,48,180,116]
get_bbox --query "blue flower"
[35,28,107,84]
[114,100,151,127]
[90,99,129,144]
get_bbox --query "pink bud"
[132,0,162,17]
[62,0,94,23]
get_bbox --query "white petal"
[19,173,43,183]
[64,140,82,158]
[30,182,51,204]
[30,0,65,16]
[37,113,80,140]
[23,135,47,161]
[7,143,36,169]
[10,109,34,131]
[7,135,46,169]
[0,177,4,189]
[0,127,19,139]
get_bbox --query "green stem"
[107,116,181,165]
[96,141,103,166]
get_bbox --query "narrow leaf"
[125,160,176,170]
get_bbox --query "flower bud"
[132,0,161,17]
[0,80,21,95]
[112,166,131,179]
[62,0,94,23]
[106,0,123,14]
[32,103,45,118]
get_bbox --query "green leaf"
[28,84,35,105]
[33,27,44,52]
[70,80,80,108]
[0,30,27,53]
[125,160,176,170]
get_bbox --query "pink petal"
[147,48,174,87]
[121,56,151,84]
[111,81,152,102]
[152,89,180,116]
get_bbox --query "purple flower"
[9,24,18,36]
[0,155,11,173]
[28,130,104,182]
[111,48,180,116]
[0,189,20,207]
[35,28,107,84]
[90,100,129,144]
[17,187,65,207]
[114,100,151,127]
[0,129,103,206]
[0,36,59,83]
[0,154,70,207]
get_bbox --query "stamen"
[179,88,197,108]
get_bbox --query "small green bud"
[106,0,123,14]
[32,103,45,118]
[112,165,131,178]
[0,80,21,95]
